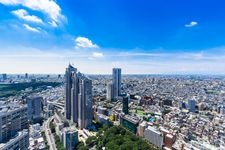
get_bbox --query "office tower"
[112,68,121,98]
[27,96,42,123]
[25,73,28,79]
[2,73,7,80]
[65,64,77,120]
[106,82,114,101]
[0,103,28,143]
[63,127,78,150]
[78,77,93,129]
[65,64,93,129]
[122,96,129,114]
[0,129,29,150]
[188,99,196,113]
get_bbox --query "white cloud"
[185,21,198,27]
[92,52,104,58]
[11,9,43,24]
[23,24,40,33]
[0,0,64,27]
[75,37,99,49]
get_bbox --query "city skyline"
[1,0,225,74]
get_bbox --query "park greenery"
[76,125,158,150]
[0,82,61,98]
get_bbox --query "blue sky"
[0,0,225,74]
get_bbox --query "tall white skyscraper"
[112,68,121,98]
[65,64,93,129]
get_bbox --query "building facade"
[112,68,121,98]
[65,65,93,129]
[0,104,28,143]
[122,96,129,114]
[0,129,29,150]
[27,96,42,123]
[63,127,78,150]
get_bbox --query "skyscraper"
[78,77,93,129]
[65,64,93,129]
[188,99,196,113]
[112,68,121,98]
[65,64,77,120]
[106,82,114,101]
[122,96,129,114]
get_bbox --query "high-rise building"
[188,99,196,113]
[25,73,28,79]
[63,127,78,150]
[65,64,93,129]
[26,96,42,123]
[65,64,77,120]
[0,129,29,150]
[112,68,121,98]
[106,82,114,101]
[2,73,7,80]
[0,103,28,143]
[122,96,129,114]
[78,77,93,129]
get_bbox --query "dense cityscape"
[1,1,225,150]
[0,65,225,150]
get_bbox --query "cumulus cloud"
[0,0,64,27]
[75,37,99,49]
[11,9,43,24]
[23,24,40,33]
[185,21,198,27]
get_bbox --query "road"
[43,116,57,150]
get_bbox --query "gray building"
[106,82,114,101]
[63,127,78,150]
[2,73,7,80]
[0,129,29,150]
[112,68,121,98]
[188,99,196,113]
[27,96,42,123]
[78,77,93,129]
[144,126,163,148]
[0,103,28,143]
[65,64,93,129]
[65,64,77,120]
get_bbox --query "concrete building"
[2,73,7,80]
[120,115,139,134]
[0,103,28,143]
[137,121,147,137]
[0,129,29,150]
[97,114,109,126]
[122,96,129,114]
[112,68,121,98]
[78,77,93,129]
[65,64,77,120]
[65,64,93,129]
[27,96,42,123]
[188,99,196,113]
[63,127,78,150]
[106,82,114,101]
[144,126,163,148]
